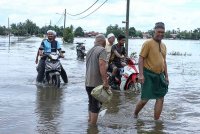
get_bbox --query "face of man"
[154,28,165,41]
[108,36,115,44]
[118,38,126,46]
[47,32,54,41]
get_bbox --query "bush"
[63,27,74,43]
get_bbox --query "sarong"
[141,68,168,100]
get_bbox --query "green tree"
[63,27,74,43]
[192,29,199,40]
[24,19,38,35]
[129,27,136,37]
[148,29,154,37]
[17,22,26,36]
[11,23,20,35]
[165,30,172,38]
[0,26,7,35]
[74,27,84,37]
[135,30,143,38]
[53,25,62,36]
[106,24,125,37]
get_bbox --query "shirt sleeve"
[39,41,45,50]
[99,49,107,61]
[57,41,61,50]
[111,45,116,52]
[140,41,150,58]
[162,44,167,60]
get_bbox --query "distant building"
[170,34,178,39]
[142,32,151,39]
[84,31,99,37]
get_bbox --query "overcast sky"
[0,0,199,32]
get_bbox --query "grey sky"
[0,0,199,32]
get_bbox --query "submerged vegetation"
[168,51,192,56]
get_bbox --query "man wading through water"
[134,22,169,120]
[85,34,109,125]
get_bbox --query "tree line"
[0,19,200,42]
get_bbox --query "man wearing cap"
[105,33,115,61]
[36,30,68,83]
[134,22,169,120]
[85,34,109,125]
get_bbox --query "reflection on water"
[136,120,166,134]
[35,86,64,134]
[87,125,99,134]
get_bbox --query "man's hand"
[121,62,126,67]
[103,81,109,90]
[165,76,169,85]
[35,58,38,64]
[60,53,64,58]
[138,74,144,84]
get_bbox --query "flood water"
[0,36,200,134]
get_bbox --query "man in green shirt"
[134,22,169,120]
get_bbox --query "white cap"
[107,33,115,39]
[47,30,57,36]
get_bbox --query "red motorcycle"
[120,58,140,92]
[108,57,141,92]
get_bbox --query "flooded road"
[0,36,200,134]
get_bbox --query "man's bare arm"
[114,50,123,59]
[138,56,144,84]
[99,59,109,88]
[164,59,169,83]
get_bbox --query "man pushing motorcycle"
[36,30,68,84]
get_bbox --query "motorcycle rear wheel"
[127,82,141,93]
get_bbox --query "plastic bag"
[91,85,113,103]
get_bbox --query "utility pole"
[125,0,130,55]
[8,17,10,52]
[64,9,66,29]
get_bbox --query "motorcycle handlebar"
[75,42,85,45]
[42,52,63,59]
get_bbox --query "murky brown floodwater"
[0,36,200,134]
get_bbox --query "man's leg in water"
[134,99,148,118]
[110,64,118,82]
[154,97,164,120]
[36,59,45,82]
[60,65,68,83]
[111,64,118,76]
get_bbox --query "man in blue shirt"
[36,30,68,83]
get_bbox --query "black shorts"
[86,86,101,113]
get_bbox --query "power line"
[66,0,99,16]
[55,14,64,26]
[54,0,108,26]
[75,0,108,20]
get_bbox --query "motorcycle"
[108,57,141,92]
[43,51,65,88]
[76,42,86,60]
[120,58,141,92]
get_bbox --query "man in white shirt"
[105,33,115,62]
